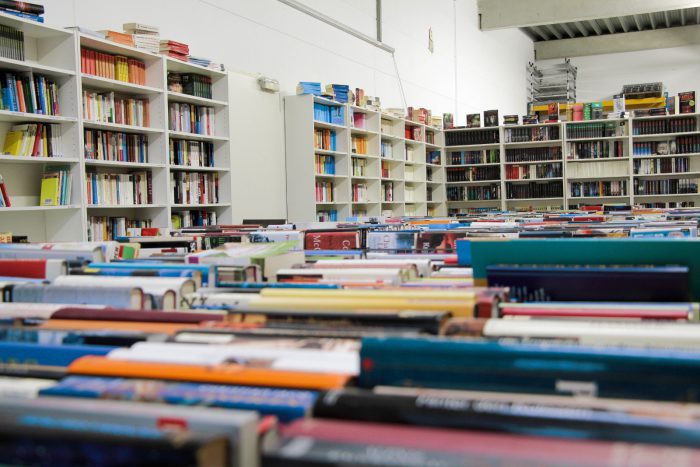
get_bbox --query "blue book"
[0,342,114,367]
[359,337,700,401]
[1,9,44,22]
[87,262,213,285]
[40,376,317,422]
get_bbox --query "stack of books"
[325,84,349,103]
[123,23,160,54]
[100,30,135,47]
[159,39,189,61]
[503,114,519,125]
[296,81,322,96]
[0,0,44,23]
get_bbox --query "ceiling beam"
[545,24,564,39]
[536,23,700,59]
[649,12,657,29]
[602,17,616,34]
[632,14,643,31]
[680,9,687,25]
[574,21,589,36]
[619,16,629,32]
[559,22,577,38]
[530,25,550,40]
[478,0,700,30]
[663,10,671,27]
[588,19,603,35]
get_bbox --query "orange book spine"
[41,319,189,334]
[68,356,351,390]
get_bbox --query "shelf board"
[381,201,402,204]
[380,113,404,122]
[349,127,378,135]
[506,197,564,201]
[351,175,379,180]
[446,180,501,185]
[504,159,563,165]
[446,162,500,167]
[632,112,699,121]
[569,195,630,200]
[445,143,500,150]
[444,126,500,133]
[314,120,346,131]
[1,12,73,39]
[314,201,342,205]
[404,139,424,146]
[85,160,164,169]
[0,204,80,212]
[81,74,162,94]
[633,153,700,160]
[0,155,79,164]
[425,142,441,149]
[380,133,404,142]
[0,56,74,77]
[167,91,227,107]
[170,165,229,172]
[87,204,167,209]
[426,180,443,185]
[315,173,342,178]
[503,139,562,147]
[634,193,700,198]
[315,149,346,156]
[83,121,163,134]
[633,172,700,179]
[426,163,443,168]
[170,203,230,209]
[506,177,564,182]
[351,153,378,159]
[568,157,630,162]
[165,57,227,77]
[567,175,629,181]
[351,201,377,205]
[350,105,379,115]
[404,179,426,184]
[382,158,405,164]
[0,111,77,124]
[566,135,628,142]
[404,160,425,165]
[381,178,403,182]
[80,33,161,61]
[168,131,228,142]
[632,131,700,140]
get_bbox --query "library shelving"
[445,113,700,213]
[0,13,233,241]
[284,94,446,222]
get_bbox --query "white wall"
[45,0,533,219]
[538,45,700,102]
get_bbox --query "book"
[0,258,65,280]
[547,102,560,122]
[0,1,44,14]
[39,171,60,206]
[679,91,696,114]
[0,174,8,207]
[483,110,498,127]
[498,302,697,321]
[304,230,360,250]
[9,283,145,309]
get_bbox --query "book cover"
[547,102,560,122]
[679,91,696,114]
[483,110,498,127]
[466,113,480,128]
[39,172,59,206]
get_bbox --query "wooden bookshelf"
[284,94,445,222]
[0,14,232,241]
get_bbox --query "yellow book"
[259,288,477,301]
[2,130,23,156]
[40,173,60,206]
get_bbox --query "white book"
[311,258,433,278]
[0,302,107,319]
[0,376,54,398]
[275,267,412,285]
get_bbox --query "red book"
[0,258,65,279]
[0,178,10,207]
[51,307,224,324]
[304,231,360,250]
[279,419,700,464]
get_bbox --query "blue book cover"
[359,336,700,401]
[0,342,114,367]
[88,262,212,284]
[41,376,317,422]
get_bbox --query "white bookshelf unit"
[0,12,232,241]
[284,94,446,222]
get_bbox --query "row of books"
[313,103,344,125]
[382,181,394,202]
[633,137,700,156]
[80,48,146,86]
[633,117,697,135]
[167,72,213,99]
[506,181,563,199]
[405,125,422,141]
[570,180,628,197]
[171,210,216,229]
[446,166,500,182]
[567,121,626,138]
[351,183,368,203]
[314,129,336,151]
[505,146,561,163]
[504,125,560,143]
[634,157,691,175]
[426,150,441,164]
[315,209,337,222]
[447,184,500,201]
[84,130,148,163]
[0,23,23,60]
[3,123,61,157]
[634,178,699,195]
[39,166,71,206]
[567,140,624,160]
[170,140,214,168]
[170,171,219,205]
[448,149,499,166]
[381,160,390,179]
[82,91,150,127]
[169,103,216,136]
[506,162,562,180]
[567,159,628,179]
[87,216,153,242]
[445,128,499,146]
[85,171,152,206]
[1,71,59,115]
[351,157,366,177]
[351,135,367,155]
[380,141,393,158]
[315,154,335,175]
[315,180,334,203]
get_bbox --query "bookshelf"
[0,14,232,241]
[446,113,700,214]
[284,94,446,222]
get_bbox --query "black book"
[483,110,498,127]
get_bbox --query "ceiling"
[521,6,700,41]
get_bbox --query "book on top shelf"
[679,91,696,114]
[547,103,559,122]
[442,113,454,129]
[484,110,498,127]
[466,114,480,128]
